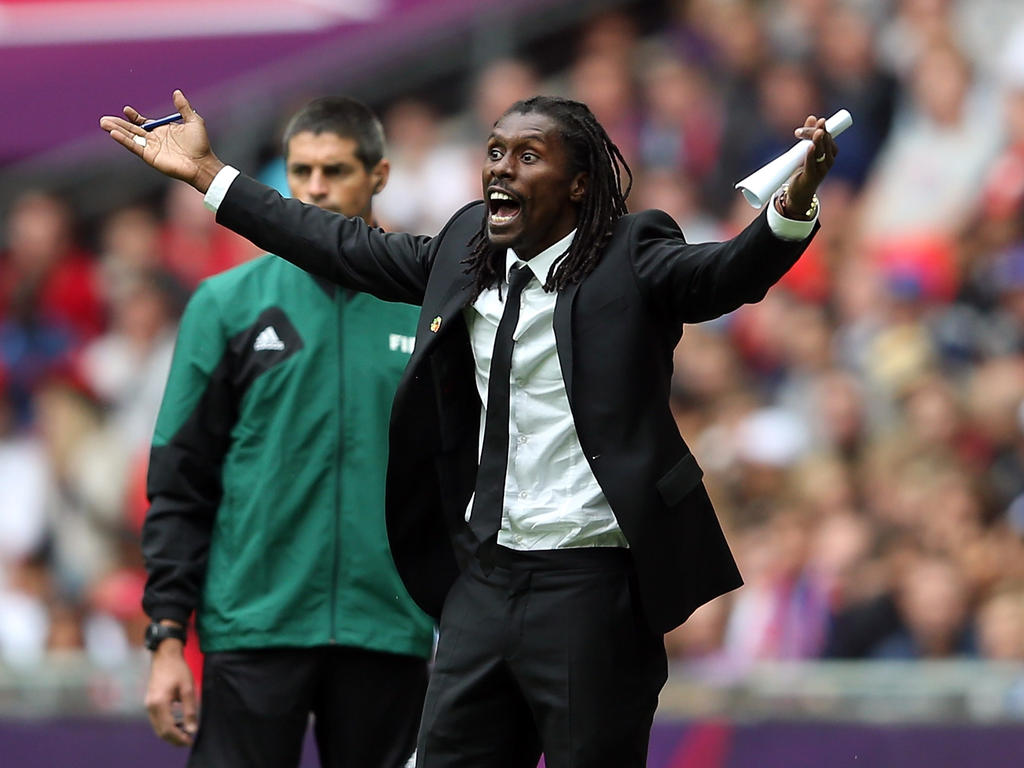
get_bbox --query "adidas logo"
[253,326,285,352]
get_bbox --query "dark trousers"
[417,547,667,768]
[188,645,428,768]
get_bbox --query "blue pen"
[142,112,183,131]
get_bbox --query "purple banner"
[3,719,1024,767]
[0,0,550,166]
[648,720,1024,768]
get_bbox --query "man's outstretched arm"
[632,114,838,325]
[101,91,435,304]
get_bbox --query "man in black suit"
[101,90,836,767]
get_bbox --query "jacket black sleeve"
[141,283,235,625]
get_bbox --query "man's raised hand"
[784,115,839,213]
[99,90,224,193]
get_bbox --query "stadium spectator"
[722,503,832,661]
[76,268,184,458]
[0,190,104,341]
[0,367,50,668]
[33,372,124,600]
[96,204,166,301]
[158,182,259,289]
[960,22,1024,303]
[637,49,722,181]
[632,167,724,246]
[0,190,104,428]
[568,49,641,162]
[976,582,1024,661]
[468,58,541,136]
[814,3,897,187]
[699,0,771,214]
[374,99,477,234]
[869,553,978,659]
[856,39,1000,243]
[0,365,48,574]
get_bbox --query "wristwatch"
[144,622,187,651]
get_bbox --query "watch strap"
[145,622,187,651]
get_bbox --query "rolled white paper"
[735,109,854,208]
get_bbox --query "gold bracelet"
[777,183,819,220]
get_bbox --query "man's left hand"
[781,115,838,217]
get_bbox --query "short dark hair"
[281,97,386,171]
[463,95,632,297]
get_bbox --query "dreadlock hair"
[463,96,632,298]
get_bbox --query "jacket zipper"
[329,291,344,643]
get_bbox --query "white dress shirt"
[203,166,818,551]
[465,230,629,550]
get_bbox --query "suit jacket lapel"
[553,281,580,400]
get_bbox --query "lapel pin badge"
[430,315,442,333]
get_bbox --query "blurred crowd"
[3,0,1024,676]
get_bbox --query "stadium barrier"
[2,658,1023,766]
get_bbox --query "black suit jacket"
[218,174,817,633]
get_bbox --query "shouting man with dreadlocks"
[101,90,836,767]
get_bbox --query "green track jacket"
[141,254,433,657]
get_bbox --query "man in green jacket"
[139,97,433,768]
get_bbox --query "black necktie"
[470,265,533,557]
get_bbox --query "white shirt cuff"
[766,193,818,241]
[203,166,241,212]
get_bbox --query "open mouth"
[488,189,522,227]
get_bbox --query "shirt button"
[518,436,528,444]
[519,491,528,499]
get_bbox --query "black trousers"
[188,645,428,768]
[417,547,667,768]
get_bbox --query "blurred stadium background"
[3,0,1024,765]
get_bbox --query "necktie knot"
[507,264,532,296]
